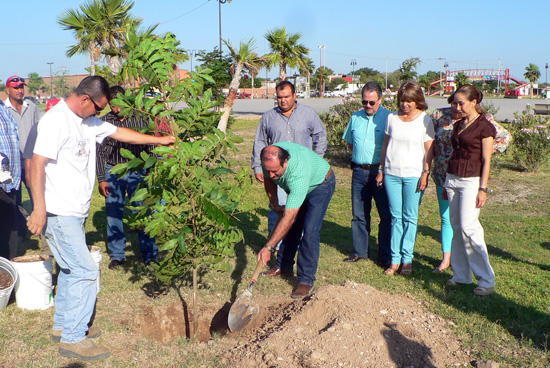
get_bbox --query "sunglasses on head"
[8,77,25,83]
[362,100,377,106]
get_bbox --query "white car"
[296,91,305,98]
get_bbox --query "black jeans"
[0,188,18,259]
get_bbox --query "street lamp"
[218,0,227,59]
[318,45,326,97]
[546,63,548,85]
[47,62,54,99]
[189,50,196,72]
[438,57,446,95]
[350,59,357,94]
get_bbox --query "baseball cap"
[6,75,26,88]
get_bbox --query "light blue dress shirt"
[342,107,390,165]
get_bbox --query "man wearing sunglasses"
[27,76,175,361]
[4,75,44,240]
[342,82,392,268]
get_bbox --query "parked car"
[296,91,305,98]
[23,96,39,105]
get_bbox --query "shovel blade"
[228,288,260,332]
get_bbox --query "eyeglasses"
[362,100,378,106]
[87,95,103,113]
[8,77,25,83]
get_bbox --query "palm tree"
[264,27,309,81]
[218,38,264,132]
[58,0,141,76]
[524,63,541,98]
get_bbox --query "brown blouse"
[447,115,496,178]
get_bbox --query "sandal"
[446,279,460,286]
[401,263,412,275]
[384,264,400,276]
[473,286,494,296]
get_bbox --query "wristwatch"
[479,187,488,193]
[265,245,275,253]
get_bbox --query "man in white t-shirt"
[27,76,175,361]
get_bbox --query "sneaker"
[108,259,125,270]
[58,338,110,360]
[51,326,101,343]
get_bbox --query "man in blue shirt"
[342,82,391,267]
[0,100,21,259]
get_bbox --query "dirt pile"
[227,280,469,368]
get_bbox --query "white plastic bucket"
[89,246,102,292]
[11,255,54,310]
[0,257,18,311]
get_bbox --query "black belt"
[351,162,379,170]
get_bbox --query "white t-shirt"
[34,100,117,217]
[384,111,434,177]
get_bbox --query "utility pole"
[318,45,326,97]
[350,59,357,94]
[189,50,196,72]
[47,62,54,99]
[385,56,388,90]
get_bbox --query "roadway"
[231,96,543,122]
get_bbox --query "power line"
[159,1,210,25]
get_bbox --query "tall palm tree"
[264,27,309,81]
[58,0,141,76]
[218,38,264,132]
[524,63,541,98]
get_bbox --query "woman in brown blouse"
[442,84,496,296]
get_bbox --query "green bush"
[508,105,550,172]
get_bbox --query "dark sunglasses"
[87,95,103,112]
[362,99,377,106]
[8,77,25,83]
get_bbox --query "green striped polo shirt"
[263,141,330,209]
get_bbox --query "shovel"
[228,215,282,332]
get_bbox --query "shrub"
[507,105,550,171]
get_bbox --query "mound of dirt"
[227,280,469,368]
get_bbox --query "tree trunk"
[251,74,255,99]
[279,62,287,81]
[192,266,198,341]
[218,63,243,132]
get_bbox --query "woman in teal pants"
[376,82,434,275]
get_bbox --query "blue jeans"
[105,165,157,263]
[384,174,423,264]
[276,172,335,286]
[15,158,32,238]
[436,185,453,253]
[351,166,391,263]
[44,215,97,343]
[267,186,287,250]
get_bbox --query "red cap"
[6,75,26,88]
[46,98,61,112]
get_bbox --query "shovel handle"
[250,258,264,284]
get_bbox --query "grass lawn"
[1,117,549,367]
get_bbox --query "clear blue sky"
[1,0,548,84]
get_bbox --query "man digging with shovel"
[257,142,335,299]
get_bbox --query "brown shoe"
[58,338,110,360]
[291,284,315,299]
[51,326,101,343]
[260,266,292,277]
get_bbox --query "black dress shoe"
[108,259,125,270]
[343,255,364,263]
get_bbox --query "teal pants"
[384,174,423,264]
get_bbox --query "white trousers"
[445,174,495,288]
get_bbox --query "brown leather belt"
[351,162,380,170]
[325,168,333,180]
